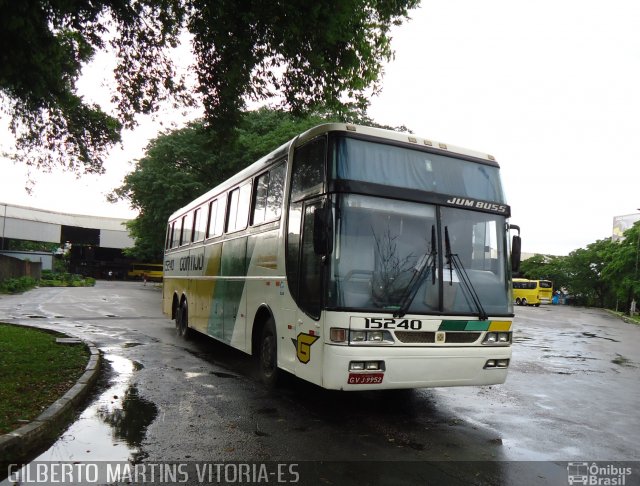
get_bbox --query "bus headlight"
[351,331,366,342]
[349,330,394,345]
[482,332,512,345]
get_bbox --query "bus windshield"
[331,136,506,203]
[327,194,511,316]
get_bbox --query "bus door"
[290,199,326,385]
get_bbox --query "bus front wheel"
[258,318,279,388]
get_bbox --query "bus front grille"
[394,331,482,344]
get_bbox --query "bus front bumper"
[322,344,511,391]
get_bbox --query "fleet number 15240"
[364,318,422,330]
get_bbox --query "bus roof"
[168,123,500,221]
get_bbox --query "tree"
[112,107,392,261]
[601,222,640,314]
[0,0,419,174]
[519,254,568,290]
[563,240,615,307]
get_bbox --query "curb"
[0,334,101,462]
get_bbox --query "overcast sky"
[1,0,639,256]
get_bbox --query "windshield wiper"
[444,226,488,321]
[394,225,437,318]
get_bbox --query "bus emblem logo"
[292,333,320,364]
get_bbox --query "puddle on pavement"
[581,332,619,342]
[28,354,157,463]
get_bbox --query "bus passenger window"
[266,163,285,220]
[207,200,218,238]
[171,220,180,248]
[253,172,269,225]
[227,183,251,233]
[291,137,325,201]
[166,223,173,250]
[180,213,192,245]
[192,208,205,242]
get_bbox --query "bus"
[512,278,553,306]
[128,263,163,282]
[163,123,520,390]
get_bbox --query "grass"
[608,309,640,325]
[0,324,89,434]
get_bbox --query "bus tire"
[521,298,528,306]
[258,317,279,388]
[515,298,521,306]
[176,300,190,339]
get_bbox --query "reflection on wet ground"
[27,355,156,463]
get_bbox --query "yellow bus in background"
[512,278,553,306]
[128,263,163,282]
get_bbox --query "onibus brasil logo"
[567,462,633,485]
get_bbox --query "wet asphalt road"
[0,281,639,485]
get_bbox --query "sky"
[1,0,639,256]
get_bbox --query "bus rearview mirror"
[313,205,333,256]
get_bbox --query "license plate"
[348,373,384,385]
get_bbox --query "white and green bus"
[163,123,521,390]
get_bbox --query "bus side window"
[207,200,218,238]
[166,222,174,250]
[252,172,269,225]
[180,213,193,245]
[266,163,285,220]
[291,137,326,201]
[171,220,180,248]
[192,208,204,242]
[227,183,251,233]
[252,162,286,226]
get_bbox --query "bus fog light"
[484,359,496,368]
[350,361,365,371]
[496,359,510,368]
[365,361,380,370]
[330,328,347,342]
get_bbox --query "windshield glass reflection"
[327,195,512,316]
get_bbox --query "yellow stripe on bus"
[488,321,512,331]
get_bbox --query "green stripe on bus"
[438,320,468,331]
[464,321,490,331]
[438,320,490,331]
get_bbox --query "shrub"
[0,276,38,294]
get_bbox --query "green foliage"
[0,276,38,294]
[0,0,418,173]
[112,107,403,261]
[3,239,59,252]
[520,222,640,312]
[39,271,95,288]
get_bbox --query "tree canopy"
[519,222,640,313]
[0,0,419,174]
[111,106,399,261]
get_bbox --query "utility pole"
[632,209,640,316]
[1,203,6,251]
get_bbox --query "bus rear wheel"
[175,301,190,339]
[258,318,279,388]
[515,298,522,306]
[521,298,528,306]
